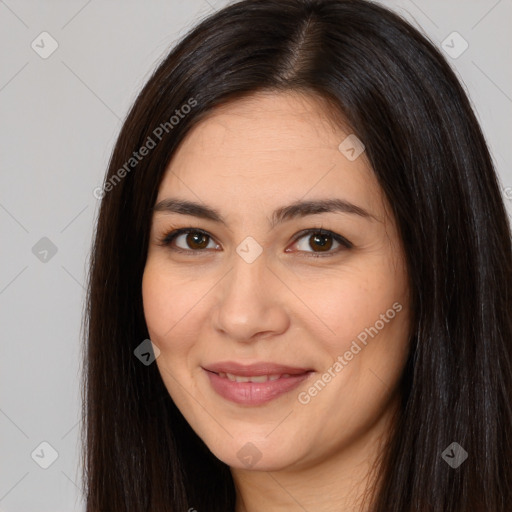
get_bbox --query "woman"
[82,0,512,510]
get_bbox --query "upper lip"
[203,361,313,376]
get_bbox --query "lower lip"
[204,369,312,406]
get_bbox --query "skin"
[142,90,411,511]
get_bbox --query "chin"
[205,434,304,472]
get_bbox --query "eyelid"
[157,226,352,256]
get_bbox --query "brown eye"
[289,228,352,257]
[309,232,334,252]
[160,228,218,252]
[183,231,210,250]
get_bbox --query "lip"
[202,361,314,406]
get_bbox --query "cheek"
[301,266,409,438]
[141,263,198,354]
[142,266,171,341]
[308,268,403,341]
[304,254,409,389]
[142,261,207,341]
[141,264,203,404]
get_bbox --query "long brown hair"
[82,0,512,510]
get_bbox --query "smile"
[202,363,314,406]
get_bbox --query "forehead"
[173,91,350,158]
[156,91,386,220]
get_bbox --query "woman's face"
[142,91,411,472]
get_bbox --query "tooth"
[249,375,269,383]
[220,373,289,382]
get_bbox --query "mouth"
[214,372,297,382]
[202,362,315,406]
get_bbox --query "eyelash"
[157,227,353,258]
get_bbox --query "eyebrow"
[152,197,375,228]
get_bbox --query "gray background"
[0,1,510,510]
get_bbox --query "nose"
[211,252,290,343]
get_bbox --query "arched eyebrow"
[152,197,376,227]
